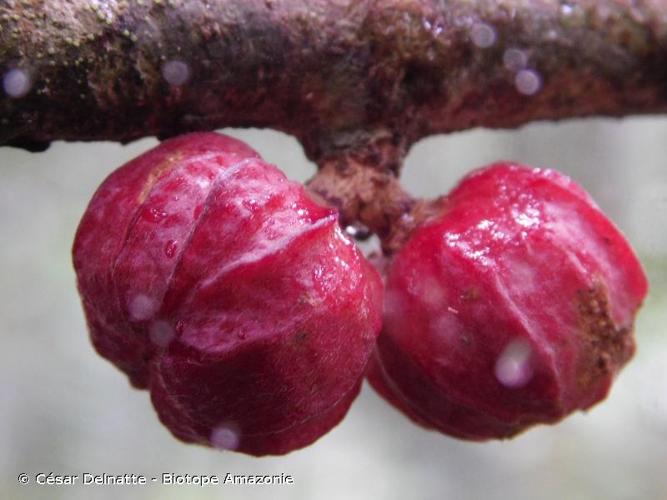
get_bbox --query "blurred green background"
[1,118,666,500]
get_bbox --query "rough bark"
[1,0,667,161]
[3,1,667,242]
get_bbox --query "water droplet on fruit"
[503,48,528,71]
[164,239,178,258]
[495,339,533,388]
[345,222,371,241]
[128,294,158,322]
[210,423,241,451]
[470,22,496,48]
[419,277,446,308]
[161,59,190,86]
[514,69,542,96]
[3,68,31,98]
[149,320,175,347]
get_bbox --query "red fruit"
[368,163,648,440]
[73,132,383,456]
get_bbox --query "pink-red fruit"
[73,132,383,456]
[368,163,648,440]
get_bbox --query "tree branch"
[1,0,667,160]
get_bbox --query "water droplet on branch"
[3,68,31,98]
[470,22,497,48]
[161,60,191,86]
[514,69,542,96]
[503,48,528,71]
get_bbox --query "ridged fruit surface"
[73,132,383,456]
[368,163,648,440]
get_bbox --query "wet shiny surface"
[71,132,383,456]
